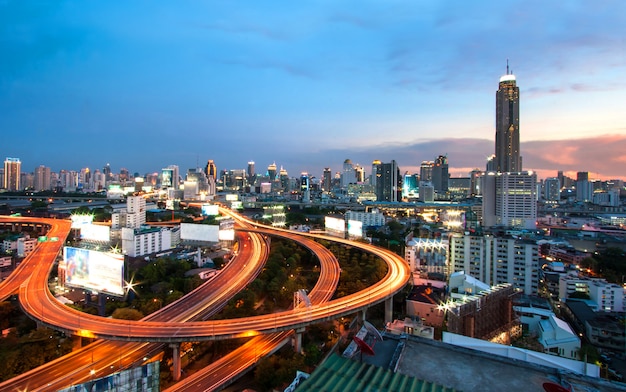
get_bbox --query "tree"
[111,308,144,320]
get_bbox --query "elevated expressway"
[0,217,71,301]
[0,217,342,391]
[0,212,410,391]
[0,220,272,391]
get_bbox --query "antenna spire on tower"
[506,59,510,75]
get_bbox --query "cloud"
[285,135,626,181]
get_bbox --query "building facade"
[495,66,521,173]
[375,160,402,202]
[3,157,21,191]
[449,233,539,294]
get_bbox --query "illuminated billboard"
[348,220,363,238]
[63,247,125,296]
[325,216,346,232]
[201,204,219,216]
[219,218,235,241]
[80,223,111,242]
[71,214,94,229]
[180,223,219,242]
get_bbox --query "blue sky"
[1,1,625,180]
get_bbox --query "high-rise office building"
[495,63,521,173]
[3,157,21,191]
[375,160,402,202]
[322,167,332,192]
[34,165,51,192]
[341,159,356,188]
[371,160,381,187]
[279,167,289,191]
[161,165,179,189]
[482,67,536,229]
[103,163,113,183]
[432,155,449,194]
[205,160,217,181]
[300,172,310,203]
[420,161,433,183]
[267,162,277,182]
[354,164,365,183]
[544,177,561,201]
[575,171,593,202]
[247,161,256,186]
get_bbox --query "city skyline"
[1,2,625,180]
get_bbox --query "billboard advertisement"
[325,216,346,232]
[219,218,235,241]
[63,247,125,296]
[180,223,219,242]
[71,214,94,229]
[201,204,219,216]
[80,223,111,242]
[348,220,363,238]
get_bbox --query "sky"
[1,1,625,181]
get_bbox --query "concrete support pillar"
[72,335,82,351]
[293,328,306,354]
[170,343,182,381]
[384,297,393,325]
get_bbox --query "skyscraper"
[341,159,356,188]
[247,161,256,186]
[495,63,521,173]
[267,162,277,182]
[300,172,310,203]
[420,161,433,183]
[431,155,449,194]
[371,160,381,188]
[483,67,536,229]
[205,160,217,181]
[375,160,402,202]
[3,157,21,191]
[322,167,332,192]
[34,165,51,191]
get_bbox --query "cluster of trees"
[367,220,409,255]
[320,241,387,299]
[580,247,626,284]
[214,238,318,319]
[0,301,73,381]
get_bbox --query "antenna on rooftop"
[506,59,510,75]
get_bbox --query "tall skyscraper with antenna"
[483,64,537,229]
[495,61,521,173]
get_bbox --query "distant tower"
[34,165,51,191]
[323,167,332,192]
[431,155,449,194]
[495,61,521,173]
[161,165,179,189]
[279,166,289,191]
[300,172,310,203]
[420,161,433,183]
[375,160,402,202]
[205,160,217,181]
[3,158,21,191]
[267,162,277,182]
[341,159,356,188]
[103,163,113,183]
[371,160,382,187]
[247,161,256,186]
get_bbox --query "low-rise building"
[121,226,180,257]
